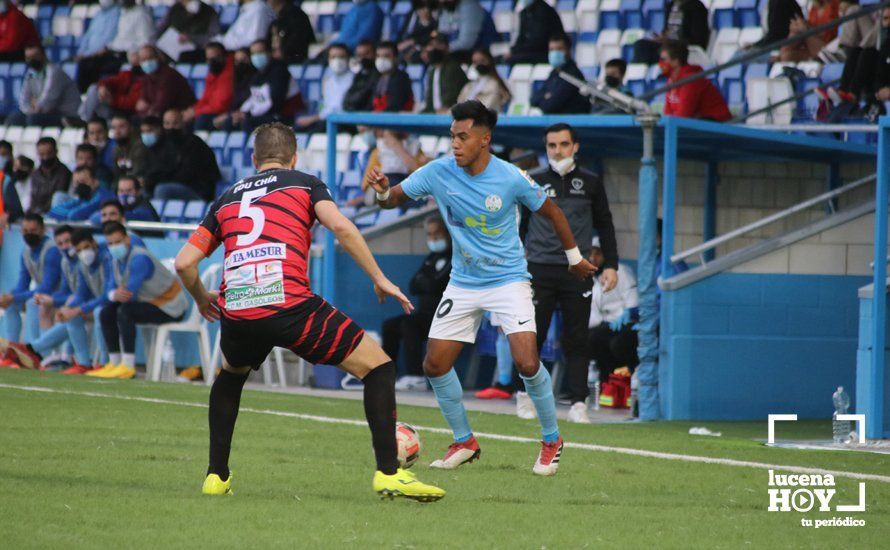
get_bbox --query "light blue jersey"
[401,155,547,289]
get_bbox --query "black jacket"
[373,69,414,112]
[343,61,379,112]
[521,165,618,269]
[531,59,590,114]
[270,2,315,63]
[663,0,710,50]
[510,0,565,64]
[409,249,451,314]
[754,0,804,47]
[244,60,291,117]
[143,130,220,200]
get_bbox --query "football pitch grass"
[1,369,887,548]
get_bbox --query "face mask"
[427,239,448,253]
[658,60,673,76]
[78,248,97,266]
[75,183,92,200]
[164,128,183,140]
[251,53,269,71]
[141,59,159,75]
[375,57,393,74]
[208,57,226,75]
[548,50,566,68]
[108,243,128,261]
[99,0,115,9]
[118,193,137,206]
[605,75,621,88]
[40,157,57,169]
[362,131,377,149]
[12,169,29,181]
[427,49,445,65]
[141,132,158,147]
[329,57,348,74]
[185,0,200,13]
[548,157,575,177]
[65,247,77,259]
[92,138,108,150]
[475,63,492,76]
[27,59,44,73]
[23,233,42,248]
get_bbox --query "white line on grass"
[2,382,889,484]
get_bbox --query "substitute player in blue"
[369,101,596,475]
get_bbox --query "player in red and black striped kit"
[175,122,444,501]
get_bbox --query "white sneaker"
[429,436,481,469]
[567,402,591,424]
[394,375,428,391]
[516,391,537,419]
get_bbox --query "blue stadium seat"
[288,64,305,82]
[718,64,744,106]
[37,5,54,37]
[301,64,325,107]
[745,62,769,80]
[151,5,169,23]
[219,5,239,29]
[10,63,26,104]
[580,65,598,82]
[190,63,208,97]
[620,0,643,29]
[150,199,165,215]
[225,131,247,166]
[390,0,412,35]
[182,200,207,223]
[207,131,227,166]
[736,0,760,27]
[161,199,186,222]
[712,6,737,30]
[0,63,10,115]
[821,63,844,84]
[642,0,664,32]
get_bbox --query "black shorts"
[220,295,365,369]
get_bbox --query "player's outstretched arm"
[175,243,221,322]
[536,198,598,280]
[315,200,414,314]
[367,167,410,210]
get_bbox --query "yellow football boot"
[86,362,121,377]
[373,468,445,502]
[109,365,136,379]
[202,473,233,496]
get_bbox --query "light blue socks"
[495,332,513,386]
[428,369,473,442]
[521,364,560,443]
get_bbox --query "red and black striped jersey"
[188,168,333,320]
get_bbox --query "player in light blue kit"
[369,101,596,475]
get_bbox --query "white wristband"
[375,189,391,201]
[565,246,583,266]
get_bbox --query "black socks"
[362,361,399,475]
[207,369,249,480]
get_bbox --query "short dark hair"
[17,155,34,170]
[549,33,572,50]
[102,221,128,237]
[250,38,269,50]
[71,228,96,247]
[0,139,11,152]
[141,116,162,128]
[376,41,398,56]
[544,123,577,144]
[253,122,297,166]
[111,113,131,123]
[74,165,96,178]
[660,39,689,64]
[329,42,350,56]
[76,143,98,157]
[55,224,74,237]
[451,100,498,130]
[23,213,44,226]
[87,117,108,129]
[101,199,126,216]
[357,38,376,49]
[205,41,226,54]
[36,137,57,150]
[605,58,627,75]
[116,175,140,190]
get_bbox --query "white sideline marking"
[2,382,890,484]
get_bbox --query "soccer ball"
[396,422,421,469]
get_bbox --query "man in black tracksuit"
[382,214,452,391]
[521,123,619,423]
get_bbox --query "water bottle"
[630,371,639,418]
[162,339,176,380]
[832,386,851,443]
[587,360,600,411]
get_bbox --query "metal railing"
[670,173,877,265]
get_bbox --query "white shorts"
[428,281,537,343]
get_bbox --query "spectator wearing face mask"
[160,108,220,200]
[0,0,39,63]
[267,0,315,63]
[372,42,414,112]
[102,0,156,75]
[397,0,438,63]
[458,48,511,112]
[660,40,732,122]
[210,48,257,130]
[503,0,565,65]
[297,43,355,132]
[334,0,384,52]
[234,40,292,131]
[157,0,220,63]
[421,35,468,114]
[531,34,590,114]
[106,177,159,223]
[29,138,72,216]
[218,0,275,52]
[9,46,81,127]
[73,0,121,92]
[343,40,380,112]
[135,46,197,118]
[74,143,113,189]
[184,42,234,130]
[84,118,116,179]
[111,114,148,179]
[48,166,115,222]
[602,58,631,95]
[381,214,452,391]
[79,50,145,121]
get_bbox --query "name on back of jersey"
[225,243,286,269]
[233,173,278,193]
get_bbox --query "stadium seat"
[821,63,844,84]
[161,200,186,222]
[576,0,601,37]
[150,199,165,215]
[718,64,745,107]
[10,63,26,104]
[620,28,646,61]
[736,0,760,27]
[207,131,227,166]
[219,4,239,29]
[316,0,338,36]
[710,0,737,30]
[182,200,207,223]
[710,27,741,65]
[224,131,247,167]
[21,126,42,160]
[642,0,664,32]
[507,64,534,115]
[599,0,622,29]
[530,63,552,96]
[557,0,578,35]
[190,64,208,98]
[619,0,644,29]
[301,64,325,107]
[624,63,649,96]
[738,26,764,48]
[596,29,623,66]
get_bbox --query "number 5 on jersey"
[236,188,268,246]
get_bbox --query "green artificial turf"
[0,369,887,548]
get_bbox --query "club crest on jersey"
[485,194,502,212]
[570,178,585,194]
[225,243,286,269]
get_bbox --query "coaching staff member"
[522,122,619,424]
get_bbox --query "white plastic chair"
[143,262,220,384]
